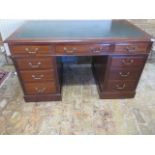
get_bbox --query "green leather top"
[6,20,151,42]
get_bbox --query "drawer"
[20,70,55,82]
[108,68,141,80]
[110,55,147,68]
[56,44,112,55]
[115,42,149,54]
[15,57,54,70]
[10,45,53,56]
[105,80,137,91]
[24,82,57,95]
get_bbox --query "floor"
[0,54,155,134]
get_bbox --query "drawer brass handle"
[28,62,41,68]
[91,47,102,53]
[115,83,126,90]
[35,87,46,93]
[119,72,130,77]
[25,47,39,54]
[64,47,76,53]
[93,50,101,53]
[32,74,44,80]
[125,46,136,52]
[122,59,134,65]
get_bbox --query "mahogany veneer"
[5,20,153,102]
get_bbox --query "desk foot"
[98,91,135,99]
[24,93,62,102]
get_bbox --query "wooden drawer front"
[20,70,55,82]
[56,44,89,54]
[15,58,54,70]
[56,44,112,55]
[111,56,146,68]
[108,69,141,80]
[105,80,137,91]
[115,42,149,54]
[24,82,57,95]
[90,44,113,54]
[11,45,52,56]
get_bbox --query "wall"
[128,19,155,37]
[128,19,155,60]
[0,20,26,55]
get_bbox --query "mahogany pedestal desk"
[5,20,153,102]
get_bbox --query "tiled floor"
[0,59,155,134]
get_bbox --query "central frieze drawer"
[15,57,54,70]
[56,44,113,54]
[24,82,57,95]
[10,45,53,56]
[20,70,55,82]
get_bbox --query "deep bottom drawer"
[105,80,137,91]
[24,82,57,95]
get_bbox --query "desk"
[5,20,152,102]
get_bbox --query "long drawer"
[20,70,55,82]
[15,57,54,70]
[24,82,57,95]
[56,44,113,55]
[10,45,53,56]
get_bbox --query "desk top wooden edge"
[5,20,153,44]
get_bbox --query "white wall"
[0,20,26,55]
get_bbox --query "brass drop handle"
[125,46,136,52]
[119,72,130,77]
[28,62,41,68]
[91,47,102,53]
[64,47,76,53]
[122,59,134,65]
[35,87,46,93]
[25,47,39,54]
[115,83,126,90]
[32,74,44,80]
[93,50,101,53]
